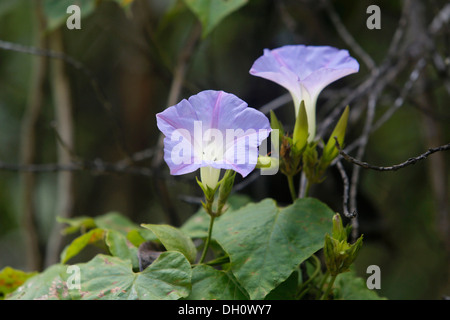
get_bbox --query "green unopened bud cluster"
[272,102,349,188]
[323,214,363,276]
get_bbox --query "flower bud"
[200,166,221,190]
[331,213,350,242]
[256,156,279,171]
[270,110,285,142]
[323,213,363,276]
[322,105,349,164]
[302,142,320,184]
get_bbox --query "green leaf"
[264,270,299,300]
[270,110,285,137]
[6,264,69,300]
[322,105,349,163]
[0,267,38,299]
[333,270,386,300]
[58,213,142,263]
[43,0,133,31]
[187,265,249,300]
[66,253,191,300]
[126,228,156,247]
[9,253,192,300]
[105,230,139,269]
[57,211,138,235]
[94,212,139,235]
[57,215,96,235]
[141,224,197,264]
[60,228,105,263]
[180,208,211,239]
[213,198,334,300]
[180,194,252,239]
[183,0,248,37]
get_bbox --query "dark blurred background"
[0,0,449,299]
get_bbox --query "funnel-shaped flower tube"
[156,90,271,189]
[250,45,359,141]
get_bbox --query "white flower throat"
[199,129,224,189]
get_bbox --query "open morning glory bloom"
[249,45,359,141]
[156,90,271,189]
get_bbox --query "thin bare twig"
[341,56,428,157]
[428,3,450,35]
[386,0,411,57]
[372,57,427,132]
[335,138,450,172]
[348,92,378,239]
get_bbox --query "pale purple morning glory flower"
[250,45,359,141]
[156,90,271,188]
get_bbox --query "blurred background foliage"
[0,0,449,299]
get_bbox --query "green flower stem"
[287,175,297,202]
[304,181,311,198]
[320,273,337,300]
[299,172,311,198]
[316,270,329,299]
[199,215,216,264]
[205,255,229,266]
[296,254,322,299]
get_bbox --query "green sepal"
[302,141,323,184]
[340,235,363,273]
[331,213,351,242]
[322,105,349,163]
[216,170,236,216]
[292,100,309,153]
[270,110,285,138]
[196,176,220,217]
[270,110,284,159]
[196,176,218,201]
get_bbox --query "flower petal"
[156,90,271,177]
[249,44,359,102]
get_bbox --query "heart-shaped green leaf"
[6,264,69,300]
[213,198,333,299]
[67,252,191,300]
[8,253,192,300]
[58,211,138,235]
